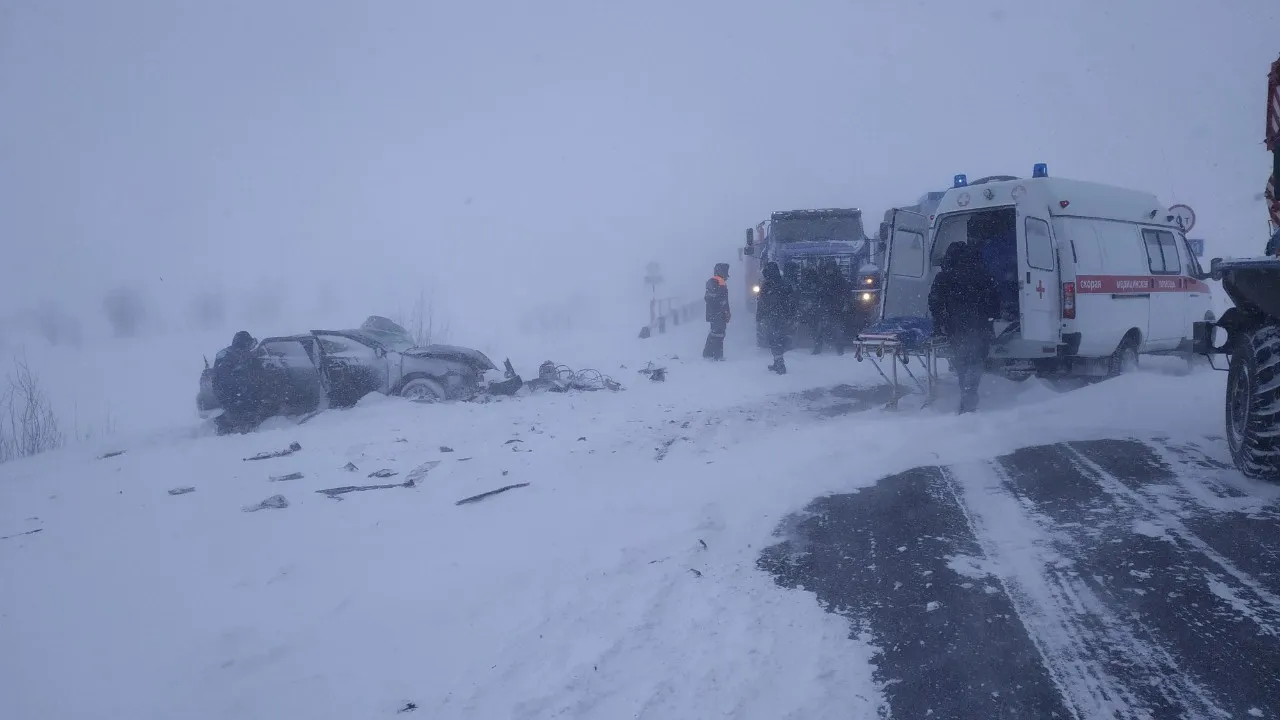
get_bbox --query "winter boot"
[703,333,716,359]
[770,357,787,374]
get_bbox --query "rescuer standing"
[703,262,732,360]
[928,243,999,414]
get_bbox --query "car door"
[1141,229,1185,348]
[879,208,931,320]
[312,332,391,408]
[1018,214,1060,344]
[257,337,325,415]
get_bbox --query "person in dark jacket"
[813,259,850,355]
[1266,227,1280,257]
[929,243,1000,414]
[212,331,285,434]
[798,264,822,349]
[757,262,796,374]
[703,262,732,360]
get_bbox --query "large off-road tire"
[399,376,446,403]
[1226,324,1280,480]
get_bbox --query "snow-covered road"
[2,320,1276,719]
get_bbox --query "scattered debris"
[577,436,587,442]
[698,539,708,550]
[654,437,680,462]
[243,494,289,512]
[97,450,126,460]
[397,703,418,714]
[456,457,473,462]
[168,487,196,496]
[688,568,703,578]
[1,528,43,541]
[439,446,454,453]
[504,439,523,445]
[526,362,623,393]
[297,410,322,425]
[269,472,304,482]
[455,482,531,506]
[639,363,667,382]
[244,442,302,461]
[502,470,509,476]
[405,460,441,487]
[316,481,411,500]
[395,438,408,443]
[368,469,398,479]
[342,462,359,472]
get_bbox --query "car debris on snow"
[0,528,43,541]
[404,460,441,486]
[342,462,359,472]
[638,362,667,382]
[97,450,126,460]
[243,494,289,512]
[439,446,454,453]
[368,469,398,479]
[316,481,411,499]
[167,486,196,496]
[455,482,530,506]
[269,472,304,482]
[244,442,302,461]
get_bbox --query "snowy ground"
[3,316,1276,720]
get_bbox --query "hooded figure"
[813,259,850,355]
[757,261,796,374]
[929,243,1000,414]
[798,264,822,346]
[703,262,731,360]
[212,331,268,434]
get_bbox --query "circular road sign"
[1169,204,1196,234]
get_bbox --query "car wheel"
[400,377,446,403]
[1226,325,1280,480]
[1106,337,1139,378]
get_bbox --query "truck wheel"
[1226,325,1280,480]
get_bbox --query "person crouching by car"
[703,262,731,360]
[757,261,796,374]
[212,331,285,434]
[928,243,999,415]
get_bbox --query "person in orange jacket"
[703,263,731,360]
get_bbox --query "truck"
[1192,53,1280,480]
[740,208,880,347]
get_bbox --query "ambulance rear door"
[1018,210,1061,345]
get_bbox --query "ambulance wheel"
[1106,335,1140,378]
[1226,324,1280,480]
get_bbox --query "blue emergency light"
[1033,163,1049,178]
[953,174,968,188]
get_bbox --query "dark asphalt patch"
[759,466,1071,719]
[762,437,1280,719]
[794,383,901,418]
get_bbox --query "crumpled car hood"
[402,344,497,371]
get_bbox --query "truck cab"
[741,208,880,346]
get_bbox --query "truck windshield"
[771,215,864,244]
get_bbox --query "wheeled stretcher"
[851,316,950,409]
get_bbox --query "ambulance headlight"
[752,285,761,294]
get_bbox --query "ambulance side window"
[1142,229,1181,275]
[1024,217,1054,271]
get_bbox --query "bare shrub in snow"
[397,288,449,346]
[102,286,147,338]
[32,302,83,347]
[0,356,64,463]
[189,290,226,330]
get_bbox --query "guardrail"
[639,297,701,338]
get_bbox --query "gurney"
[852,316,949,409]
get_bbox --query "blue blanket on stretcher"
[857,316,934,350]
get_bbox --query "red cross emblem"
[1035,280,1045,299]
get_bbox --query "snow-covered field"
[0,317,1247,719]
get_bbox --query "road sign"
[1186,238,1205,257]
[644,262,664,289]
[1169,204,1196,234]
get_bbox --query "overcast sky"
[1,0,1276,341]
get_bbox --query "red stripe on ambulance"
[1073,274,1209,294]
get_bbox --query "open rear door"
[1017,213,1060,344]
[879,208,932,319]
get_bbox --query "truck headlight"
[752,285,761,294]
[861,292,874,302]
[863,277,875,285]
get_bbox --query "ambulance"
[879,165,1215,379]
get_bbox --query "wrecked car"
[197,317,520,418]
